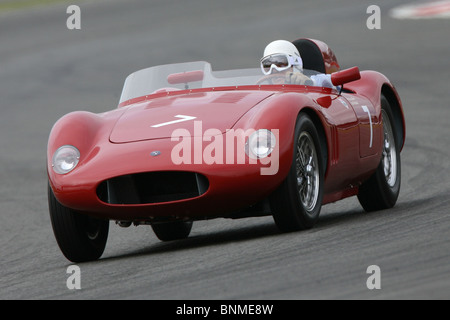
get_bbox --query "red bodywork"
[47,46,405,224]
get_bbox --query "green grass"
[0,0,76,12]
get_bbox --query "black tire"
[270,113,325,232]
[151,221,193,241]
[48,184,109,262]
[357,95,401,211]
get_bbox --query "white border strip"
[390,0,450,19]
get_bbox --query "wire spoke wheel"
[381,109,397,187]
[296,132,320,212]
[270,113,324,232]
[357,94,401,212]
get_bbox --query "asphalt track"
[1,0,449,300]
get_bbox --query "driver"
[260,40,334,88]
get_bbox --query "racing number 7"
[361,105,373,148]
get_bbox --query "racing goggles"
[260,53,301,75]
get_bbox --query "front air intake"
[97,171,209,205]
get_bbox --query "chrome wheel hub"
[296,132,320,212]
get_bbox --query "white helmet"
[261,40,303,75]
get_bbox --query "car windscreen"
[119,61,325,104]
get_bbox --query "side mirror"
[331,66,361,86]
[167,70,204,88]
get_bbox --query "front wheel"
[357,95,401,211]
[48,184,109,262]
[270,113,325,232]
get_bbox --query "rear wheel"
[48,184,109,262]
[151,221,193,241]
[357,95,401,211]
[270,113,325,232]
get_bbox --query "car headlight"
[52,145,80,174]
[245,129,277,159]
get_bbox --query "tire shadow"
[98,195,437,263]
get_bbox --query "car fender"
[346,71,405,150]
[232,92,328,183]
[47,109,125,192]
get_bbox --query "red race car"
[47,38,405,262]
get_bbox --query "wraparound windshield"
[119,61,326,104]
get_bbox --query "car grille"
[96,171,209,205]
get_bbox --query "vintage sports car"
[47,38,405,262]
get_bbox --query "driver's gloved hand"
[286,72,314,85]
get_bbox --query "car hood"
[109,91,273,143]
